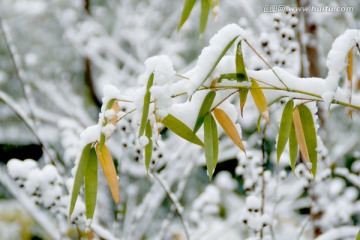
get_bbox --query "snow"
[139,136,149,147]
[246,195,261,211]
[186,24,246,96]
[102,124,116,138]
[79,125,101,148]
[324,29,360,108]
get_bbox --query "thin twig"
[0,18,37,123]
[244,39,289,90]
[0,91,65,174]
[153,173,190,240]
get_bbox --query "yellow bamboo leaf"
[347,48,353,118]
[95,143,120,204]
[213,108,246,153]
[109,101,120,126]
[250,79,270,124]
[293,107,310,164]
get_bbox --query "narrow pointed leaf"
[145,120,153,171]
[213,108,246,153]
[298,105,318,176]
[204,113,218,180]
[347,48,353,118]
[178,0,197,31]
[200,0,211,35]
[277,100,294,163]
[162,114,204,146]
[95,144,120,204]
[69,144,91,217]
[239,89,249,117]
[139,73,154,136]
[250,79,270,124]
[235,40,248,82]
[84,148,98,219]
[356,230,360,240]
[289,120,298,170]
[293,107,310,165]
[193,91,216,133]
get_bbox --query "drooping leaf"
[84,148,98,219]
[95,144,120,204]
[178,0,197,31]
[356,229,360,240]
[235,40,248,82]
[204,113,218,180]
[193,91,216,133]
[239,88,249,117]
[250,79,270,124]
[145,120,153,171]
[277,100,294,163]
[69,144,91,217]
[213,108,246,153]
[293,107,310,164]
[162,114,204,147]
[200,0,211,35]
[139,73,154,137]
[347,48,353,118]
[289,120,298,170]
[298,105,318,176]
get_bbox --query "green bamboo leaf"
[356,229,360,240]
[178,0,197,31]
[193,91,216,133]
[277,100,294,163]
[200,0,211,35]
[289,121,298,170]
[69,144,91,217]
[84,148,98,219]
[239,89,249,117]
[162,114,204,147]
[204,113,218,180]
[235,40,248,82]
[145,120,153,171]
[139,73,154,136]
[297,105,318,176]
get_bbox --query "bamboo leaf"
[235,40,248,82]
[289,120,298,170]
[145,120,153,171]
[69,144,91,217]
[213,108,246,153]
[356,229,360,240]
[298,105,318,176]
[239,89,248,117]
[95,144,120,204]
[178,0,197,31]
[347,48,353,118]
[162,114,204,146]
[204,113,218,180]
[193,91,216,133]
[277,100,294,163]
[293,107,310,164]
[200,0,211,35]
[139,73,154,137]
[84,148,98,219]
[250,79,270,124]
